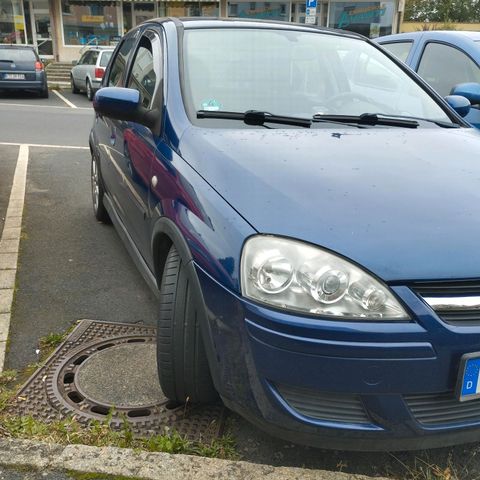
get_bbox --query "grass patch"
[67,472,147,480]
[0,346,237,460]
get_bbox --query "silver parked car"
[71,47,114,100]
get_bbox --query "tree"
[404,0,480,23]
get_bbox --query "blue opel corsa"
[90,18,480,451]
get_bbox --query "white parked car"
[71,47,114,100]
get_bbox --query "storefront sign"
[338,4,386,28]
[81,15,104,23]
[14,14,24,30]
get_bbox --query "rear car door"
[117,29,163,260]
[94,32,139,220]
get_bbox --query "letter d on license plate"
[456,353,480,402]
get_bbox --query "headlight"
[240,236,409,320]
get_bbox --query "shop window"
[158,2,218,17]
[418,42,480,98]
[328,1,395,38]
[0,0,26,44]
[61,0,120,46]
[228,1,289,21]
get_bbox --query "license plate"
[456,353,480,401]
[4,73,25,80]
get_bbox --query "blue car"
[90,18,480,451]
[375,31,480,128]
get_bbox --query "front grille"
[276,384,371,425]
[412,280,480,296]
[410,280,480,326]
[405,392,480,426]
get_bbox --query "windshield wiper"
[313,113,419,128]
[197,110,312,128]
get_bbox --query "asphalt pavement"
[1,89,480,480]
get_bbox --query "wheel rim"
[91,156,99,212]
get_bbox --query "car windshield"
[0,48,36,62]
[182,28,452,126]
[100,51,113,67]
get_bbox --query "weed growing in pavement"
[0,366,237,460]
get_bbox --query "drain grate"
[11,320,226,442]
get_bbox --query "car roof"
[377,30,480,42]
[142,17,366,40]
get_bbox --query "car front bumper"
[196,264,480,451]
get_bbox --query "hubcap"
[91,156,99,212]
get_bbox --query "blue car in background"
[90,18,480,451]
[376,31,480,128]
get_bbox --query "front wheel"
[71,76,79,94]
[157,245,217,404]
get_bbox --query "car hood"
[179,126,480,282]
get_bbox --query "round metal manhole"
[45,336,175,427]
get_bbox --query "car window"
[108,36,137,87]
[78,52,89,65]
[183,29,451,124]
[418,42,480,97]
[127,36,158,109]
[100,51,113,67]
[90,51,99,65]
[0,48,36,62]
[81,52,92,65]
[381,41,413,62]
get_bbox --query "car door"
[74,51,91,85]
[118,29,163,261]
[94,32,140,221]
[415,41,480,128]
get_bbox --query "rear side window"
[0,48,36,62]
[418,42,480,96]
[108,36,136,87]
[381,41,413,63]
[90,51,99,65]
[100,51,113,67]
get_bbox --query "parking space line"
[52,89,78,109]
[0,102,90,111]
[0,142,89,150]
[0,144,29,373]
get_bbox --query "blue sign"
[306,0,317,8]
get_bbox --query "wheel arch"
[151,216,221,389]
[151,217,193,290]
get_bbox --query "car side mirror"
[451,82,480,106]
[93,87,158,130]
[445,95,471,118]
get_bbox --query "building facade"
[1,0,403,62]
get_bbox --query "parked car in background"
[91,18,480,452]
[71,47,114,100]
[0,45,48,98]
[375,31,480,128]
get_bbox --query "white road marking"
[0,141,89,150]
[52,89,79,109]
[0,144,29,373]
[0,101,90,111]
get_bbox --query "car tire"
[86,80,94,101]
[91,153,110,223]
[157,244,217,404]
[71,76,79,94]
[39,85,49,98]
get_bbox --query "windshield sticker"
[201,99,222,111]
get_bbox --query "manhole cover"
[75,342,165,408]
[12,320,226,442]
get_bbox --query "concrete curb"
[0,438,390,480]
